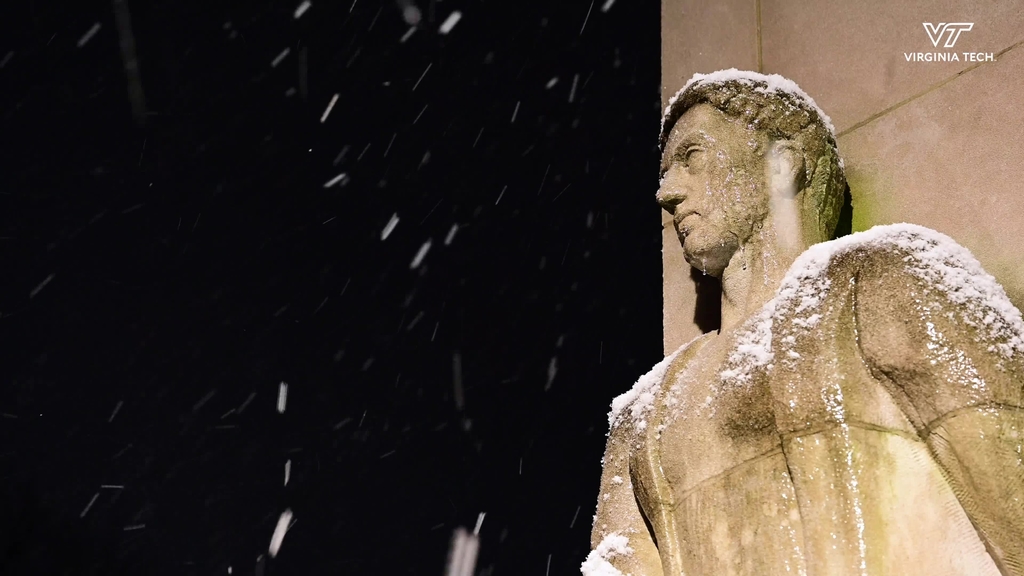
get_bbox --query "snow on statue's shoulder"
[608,336,701,431]
[719,223,1024,389]
[661,68,837,140]
[580,532,633,576]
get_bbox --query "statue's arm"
[854,253,1024,573]
[585,423,663,576]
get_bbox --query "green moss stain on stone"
[844,167,895,233]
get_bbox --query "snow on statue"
[584,69,1024,576]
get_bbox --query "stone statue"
[583,70,1024,576]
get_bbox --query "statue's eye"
[661,146,704,178]
[673,146,702,166]
[681,146,705,175]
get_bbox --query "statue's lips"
[674,211,699,232]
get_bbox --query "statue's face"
[658,103,771,277]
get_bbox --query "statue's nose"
[656,184,685,214]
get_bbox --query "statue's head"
[657,70,847,277]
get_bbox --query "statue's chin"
[682,250,729,278]
[681,233,734,278]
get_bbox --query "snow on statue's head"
[656,69,847,278]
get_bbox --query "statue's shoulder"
[606,335,708,435]
[777,224,956,288]
[781,223,1010,298]
[785,223,1024,358]
[721,224,1024,388]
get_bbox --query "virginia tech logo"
[923,23,974,48]
[906,22,991,62]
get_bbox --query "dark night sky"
[1,0,668,574]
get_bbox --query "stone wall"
[662,0,1024,353]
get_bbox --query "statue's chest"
[630,335,781,511]
[626,335,787,573]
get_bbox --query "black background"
[1,0,670,574]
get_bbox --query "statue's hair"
[660,77,848,241]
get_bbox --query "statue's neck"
[718,205,809,331]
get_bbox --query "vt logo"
[923,23,974,48]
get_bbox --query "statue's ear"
[767,139,806,199]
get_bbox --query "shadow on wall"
[691,185,854,334]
